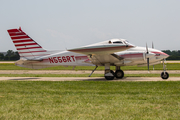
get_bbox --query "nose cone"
[161,52,169,59]
[151,50,169,60]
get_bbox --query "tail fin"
[7,27,47,59]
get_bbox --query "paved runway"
[0,70,180,74]
[0,77,180,81]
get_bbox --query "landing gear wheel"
[115,70,124,79]
[104,70,115,80]
[161,72,169,79]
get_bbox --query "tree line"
[0,50,180,61]
[162,50,180,60]
[0,50,20,61]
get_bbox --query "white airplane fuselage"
[15,46,168,69]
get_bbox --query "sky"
[0,0,180,52]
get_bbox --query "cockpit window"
[113,41,123,44]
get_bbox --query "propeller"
[146,43,150,72]
[152,42,154,70]
[146,42,156,71]
[145,42,156,72]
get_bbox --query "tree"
[0,53,4,60]
[162,50,180,60]
[10,51,20,60]
[4,50,20,61]
[162,50,171,55]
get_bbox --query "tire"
[104,70,115,80]
[161,72,169,79]
[115,70,124,79]
[105,76,114,80]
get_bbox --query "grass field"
[0,63,180,119]
[0,63,180,70]
[0,81,180,119]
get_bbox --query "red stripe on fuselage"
[75,56,88,60]
[151,52,168,56]
[120,53,143,58]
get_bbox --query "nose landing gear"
[161,59,169,79]
[161,72,169,79]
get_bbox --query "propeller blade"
[147,58,149,72]
[146,43,151,72]
[146,43,149,54]
[152,42,155,70]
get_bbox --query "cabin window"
[113,41,123,44]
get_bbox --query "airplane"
[7,27,169,80]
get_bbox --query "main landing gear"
[104,65,124,80]
[104,69,124,80]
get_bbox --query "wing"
[68,39,134,55]
[68,44,133,55]
[68,39,134,66]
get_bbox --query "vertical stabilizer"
[7,27,47,59]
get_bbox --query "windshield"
[113,41,123,44]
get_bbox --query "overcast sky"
[0,0,180,52]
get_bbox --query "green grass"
[0,73,180,77]
[0,81,180,119]
[0,63,180,70]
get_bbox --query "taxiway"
[0,77,180,81]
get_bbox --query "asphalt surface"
[0,70,180,74]
[0,70,180,81]
[0,61,180,81]
[0,77,180,81]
